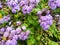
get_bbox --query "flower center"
[41,11,46,16]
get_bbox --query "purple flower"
[19,1,26,7]
[1,40,5,45]
[49,2,57,10]
[0,25,30,44]
[40,16,47,21]
[6,26,13,32]
[43,25,50,30]
[18,35,22,40]
[11,39,17,45]
[18,32,25,40]
[12,9,16,13]
[13,35,18,40]
[22,5,34,14]
[37,9,53,30]
[3,15,10,22]
[6,0,40,14]
[48,0,60,10]
[40,15,53,30]
[7,0,20,13]
[16,21,21,26]
[37,11,42,15]
[22,5,28,14]
[3,32,9,37]
[40,22,47,28]
[0,19,4,24]
[25,30,30,36]
[22,36,28,40]
[55,0,60,7]
[22,26,26,30]
[16,27,21,34]
[27,5,33,14]
[0,2,2,9]
[0,28,5,32]
[11,30,16,35]
[20,32,25,37]
[5,40,12,45]
[35,0,40,4]
[13,4,20,11]
[29,0,36,4]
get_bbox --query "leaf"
[49,23,58,38]
[48,41,58,45]
[0,10,5,15]
[27,35,36,45]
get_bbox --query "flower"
[37,9,53,30]
[0,2,2,9]
[7,0,40,14]
[48,0,60,10]
[22,26,26,30]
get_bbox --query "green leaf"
[49,23,58,38]
[49,41,58,45]
[27,35,36,45]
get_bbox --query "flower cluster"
[0,26,30,45]
[37,9,53,30]
[0,15,10,24]
[6,0,20,13]
[0,1,2,9]
[21,0,40,14]
[6,0,40,14]
[48,0,60,10]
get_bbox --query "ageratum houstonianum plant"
[0,14,30,45]
[0,15,10,24]
[0,0,60,45]
[6,0,40,14]
[0,26,30,45]
[0,1,2,9]
[48,0,60,10]
[37,9,53,30]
